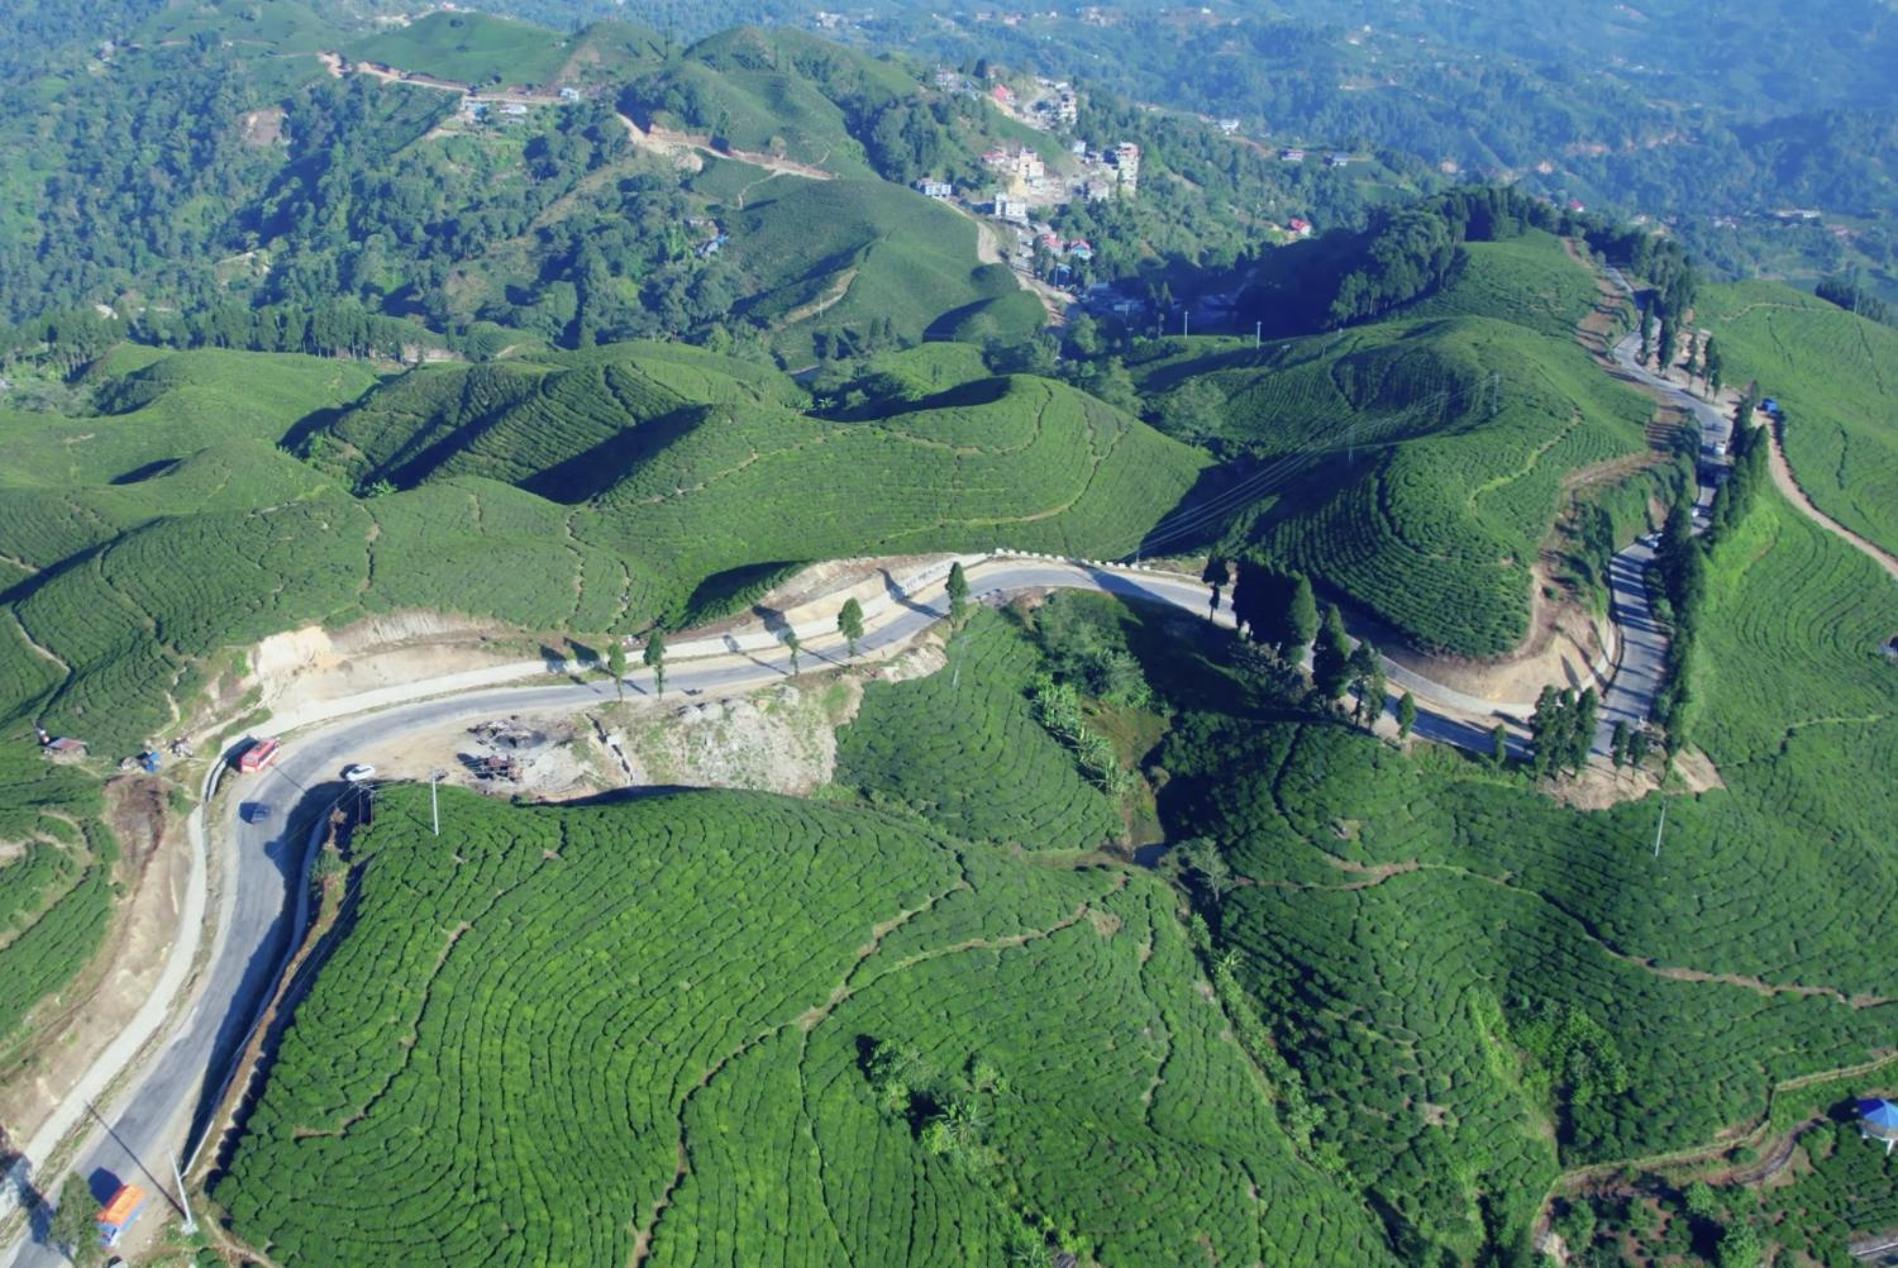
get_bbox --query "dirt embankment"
[248,611,525,726]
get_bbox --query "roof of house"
[98,1185,147,1227]
[1860,1098,1898,1131]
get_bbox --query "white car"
[342,763,377,783]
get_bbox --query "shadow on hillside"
[277,402,353,459]
[1131,460,1256,558]
[108,457,182,485]
[548,784,704,809]
[524,404,714,504]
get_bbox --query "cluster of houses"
[968,138,1140,223]
[1034,229,1094,262]
[982,144,1046,184]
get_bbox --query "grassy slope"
[213,787,1391,1266]
[1142,487,1898,1252]
[350,12,569,84]
[836,610,1121,851]
[0,346,1202,748]
[1698,279,1898,556]
[1141,306,1651,655]
[720,177,1017,364]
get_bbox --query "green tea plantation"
[212,787,1392,1266]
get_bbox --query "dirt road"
[1761,417,1898,582]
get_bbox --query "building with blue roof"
[1859,1097,1898,1154]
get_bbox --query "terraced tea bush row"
[0,349,375,488]
[835,612,1120,851]
[588,375,1205,619]
[1700,280,1898,555]
[1399,233,1605,338]
[216,787,1387,1265]
[1136,483,1898,1257]
[1143,314,1650,654]
[0,341,1203,747]
[0,739,118,1048]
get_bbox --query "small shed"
[44,736,87,763]
[1860,1098,1898,1153]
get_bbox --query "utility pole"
[1254,320,1262,349]
[1182,311,1189,338]
[174,1155,196,1235]
[430,770,444,837]
[1652,800,1667,859]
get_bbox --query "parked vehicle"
[236,736,280,773]
[342,763,376,783]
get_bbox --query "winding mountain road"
[4,538,1670,1262]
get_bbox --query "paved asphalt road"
[1592,323,1734,752]
[3,553,1634,1263]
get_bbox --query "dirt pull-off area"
[0,779,191,1148]
[333,640,950,806]
[248,611,526,725]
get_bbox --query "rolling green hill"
[351,12,570,85]
[1139,304,1653,656]
[588,373,1208,612]
[0,343,1202,751]
[323,342,806,498]
[1124,476,1898,1255]
[713,175,1019,364]
[837,610,1122,851]
[622,25,948,182]
[212,786,1393,1266]
[1698,280,1898,557]
[1397,231,1607,338]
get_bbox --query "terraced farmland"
[1698,280,1898,556]
[836,611,1121,850]
[0,345,1201,751]
[0,740,118,1053]
[1134,474,1898,1257]
[1398,231,1606,338]
[328,344,804,500]
[1141,314,1651,655]
[588,374,1207,620]
[214,787,1390,1266]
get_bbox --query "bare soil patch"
[248,611,524,725]
[239,106,284,147]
